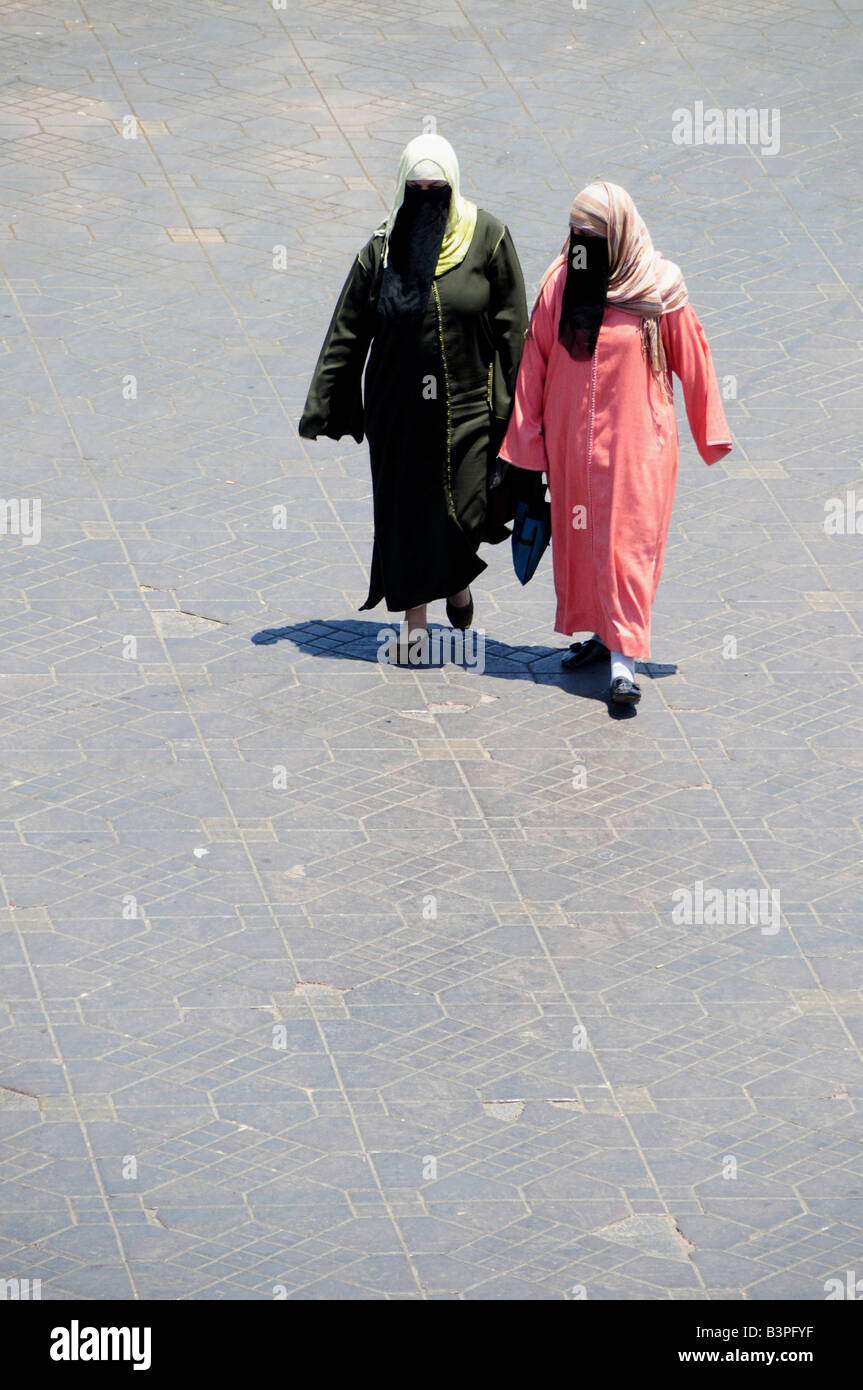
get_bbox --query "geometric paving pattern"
[0,0,861,1298]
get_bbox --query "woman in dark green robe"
[299,133,528,658]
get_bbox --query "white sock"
[610,651,635,682]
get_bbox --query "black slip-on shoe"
[446,591,474,631]
[561,636,608,670]
[609,676,642,705]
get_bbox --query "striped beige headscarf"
[566,180,688,375]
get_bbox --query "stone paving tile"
[0,0,861,1301]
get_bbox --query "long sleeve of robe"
[298,246,377,444]
[500,265,731,657]
[660,302,733,465]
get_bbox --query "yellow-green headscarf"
[383,134,477,277]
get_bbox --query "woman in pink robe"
[500,181,732,704]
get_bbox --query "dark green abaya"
[299,210,528,612]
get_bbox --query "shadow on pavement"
[251,618,677,717]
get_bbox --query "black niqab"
[377,184,451,321]
[558,229,611,360]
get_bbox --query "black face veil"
[377,184,452,322]
[558,228,611,359]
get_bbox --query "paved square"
[0,0,861,1300]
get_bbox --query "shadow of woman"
[251,618,677,717]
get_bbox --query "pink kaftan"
[499,262,732,658]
